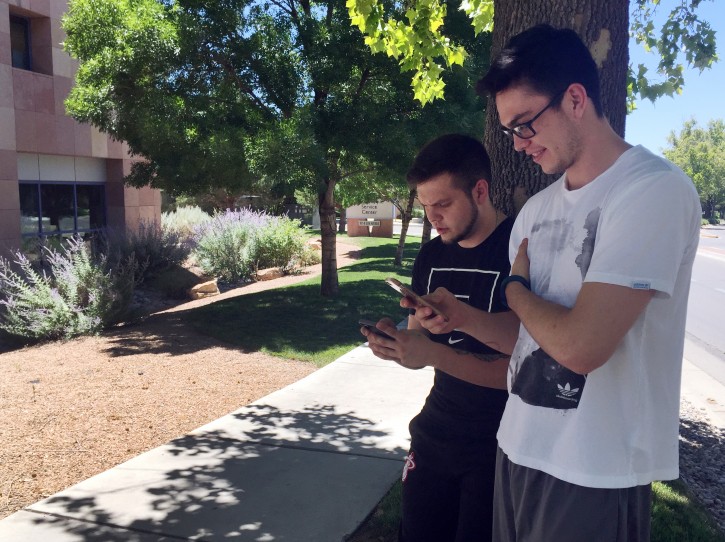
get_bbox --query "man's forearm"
[454,305,520,355]
[432,343,509,389]
[504,281,654,375]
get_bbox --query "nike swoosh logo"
[448,337,464,345]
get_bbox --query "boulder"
[256,268,284,281]
[187,279,220,300]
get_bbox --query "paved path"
[0,337,723,541]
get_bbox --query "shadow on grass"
[25,403,407,541]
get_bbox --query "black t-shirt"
[410,217,513,441]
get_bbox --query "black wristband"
[500,275,531,310]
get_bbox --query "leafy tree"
[348,0,718,108]
[348,0,719,214]
[63,0,488,296]
[664,119,725,222]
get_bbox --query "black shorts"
[493,448,652,542]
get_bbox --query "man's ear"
[565,83,588,119]
[472,178,490,203]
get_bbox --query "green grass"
[350,479,725,541]
[652,480,725,541]
[184,234,420,366]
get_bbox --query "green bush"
[192,209,318,282]
[161,205,211,242]
[103,221,191,283]
[250,216,310,273]
[0,236,135,341]
[193,209,259,282]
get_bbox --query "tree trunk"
[486,0,629,215]
[338,207,347,233]
[319,178,339,296]
[421,214,432,244]
[394,189,417,266]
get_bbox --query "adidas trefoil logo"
[557,382,579,397]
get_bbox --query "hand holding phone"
[385,277,448,320]
[359,319,395,340]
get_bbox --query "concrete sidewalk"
[0,344,434,542]
[1,337,723,542]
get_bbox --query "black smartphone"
[359,319,394,340]
[385,277,448,320]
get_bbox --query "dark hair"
[406,134,493,194]
[477,24,603,117]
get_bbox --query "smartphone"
[385,277,448,320]
[359,319,395,340]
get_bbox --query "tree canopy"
[664,119,725,221]
[347,0,719,107]
[63,0,490,295]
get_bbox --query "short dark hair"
[406,134,493,194]
[477,24,603,117]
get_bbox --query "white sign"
[347,202,395,220]
[358,220,381,227]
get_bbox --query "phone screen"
[385,277,448,320]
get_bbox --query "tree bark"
[337,207,347,234]
[421,214,432,244]
[394,189,417,266]
[319,178,339,296]
[486,0,629,215]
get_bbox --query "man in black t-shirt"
[361,134,518,542]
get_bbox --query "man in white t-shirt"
[405,24,701,541]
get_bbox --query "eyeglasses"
[501,90,566,140]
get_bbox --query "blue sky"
[625,0,724,155]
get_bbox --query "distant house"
[0,0,160,258]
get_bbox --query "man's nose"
[513,135,530,152]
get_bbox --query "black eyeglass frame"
[500,90,567,140]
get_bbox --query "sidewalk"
[1,338,723,541]
[0,344,434,542]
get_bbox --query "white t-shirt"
[497,145,702,488]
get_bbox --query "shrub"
[249,216,310,273]
[161,205,211,243]
[103,221,191,283]
[192,209,317,282]
[0,236,135,341]
[193,209,268,282]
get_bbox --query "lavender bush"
[103,221,190,283]
[0,236,136,341]
[193,209,316,282]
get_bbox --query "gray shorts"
[493,448,652,542]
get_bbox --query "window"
[10,15,32,70]
[19,182,107,238]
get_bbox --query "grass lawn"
[184,233,420,366]
[184,232,724,541]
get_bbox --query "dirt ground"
[0,241,362,521]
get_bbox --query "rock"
[307,239,322,251]
[256,268,284,281]
[187,279,220,300]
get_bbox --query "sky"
[625,0,724,156]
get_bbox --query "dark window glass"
[20,182,107,240]
[19,183,40,234]
[40,184,75,233]
[10,16,31,70]
[76,185,106,230]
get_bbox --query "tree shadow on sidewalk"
[26,403,407,541]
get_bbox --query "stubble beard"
[443,198,479,245]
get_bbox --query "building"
[0,0,161,259]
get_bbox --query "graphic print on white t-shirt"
[510,208,600,410]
